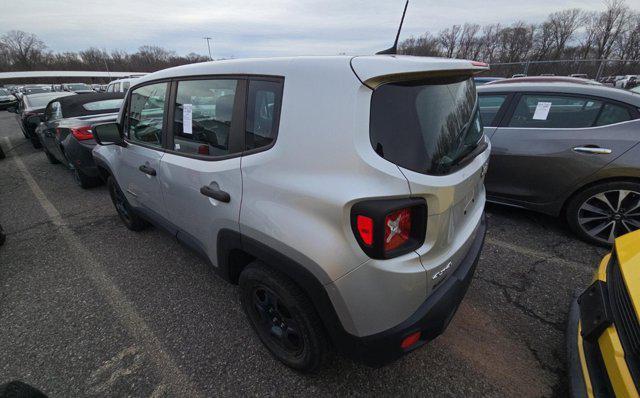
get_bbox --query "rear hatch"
[352,55,490,291]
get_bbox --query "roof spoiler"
[351,56,489,90]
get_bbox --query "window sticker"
[183,104,193,134]
[532,102,552,120]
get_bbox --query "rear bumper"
[64,139,99,177]
[335,214,485,367]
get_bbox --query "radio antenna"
[376,0,409,55]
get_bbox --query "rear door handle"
[200,184,230,203]
[572,146,612,155]
[138,164,157,176]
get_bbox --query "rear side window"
[595,103,631,126]
[508,95,602,128]
[370,76,483,175]
[479,94,507,126]
[172,79,239,157]
[126,82,168,147]
[245,80,283,151]
[122,82,130,92]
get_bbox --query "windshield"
[27,94,66,108]
[25,88,49,94]
[370,76,484,175]
[68,84,91,91]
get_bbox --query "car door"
[159,77,246,264]
[486,92,640,205]
[116,81,170,221]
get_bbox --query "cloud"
[2,0,615,57]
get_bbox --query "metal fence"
[485,59,640,80]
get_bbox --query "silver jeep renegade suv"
[92,55,490,371]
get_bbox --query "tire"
[0,380,47,398]
[73,168,100,189]
[43,148,59,164]
[566,181,640,246]
[0,224,5,246]
[29,134,42,149]
[107,176,147,231]
[239,261,328,372]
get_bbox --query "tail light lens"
[356,215,374,246]
[351,198,426,259]
[70,126,93,141]
[384,208,412,251]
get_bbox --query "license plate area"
[578,281,613,342]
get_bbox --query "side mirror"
[94,123,125,146]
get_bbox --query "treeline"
[399,0,639,69]
[0,30,210,73]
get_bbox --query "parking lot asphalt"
[0,111,607,397]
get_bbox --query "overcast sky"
[2,0,617,58]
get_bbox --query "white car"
[92,55,490,371]
[106,77,140,93]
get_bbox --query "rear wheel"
[29,134,42,149]
[43,147,59,164]
[239,262,328,372]
[107,176,147,231]
[74,168,100,189]
[566,181,640,246]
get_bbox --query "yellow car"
[569,229,640,397]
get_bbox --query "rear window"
[68,84,91,91]
[370,76,483,175]
[82,99,123,111]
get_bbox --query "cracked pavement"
[0,111,606,397]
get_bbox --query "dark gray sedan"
[478,82,640,245]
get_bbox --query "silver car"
[479,82,640,245]
[92,56,490,370]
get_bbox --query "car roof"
[134,55,488,88]
[486,76,601,86]
[478,82,640,107]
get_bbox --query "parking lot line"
[4,137,204,397]
[485,236,589,271]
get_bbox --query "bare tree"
[439,25,461,58]
[548,9,583,58]
[0,30,47,69]
[593,0,631,59]
[456,23,481,59]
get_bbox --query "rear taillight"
[384,208,411,252]
[356,215,374,246]
[70,126,93,141]
[351,198,426,259]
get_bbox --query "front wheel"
[107,176,147,231]
[239,262,329,372]
[566,181,640,246]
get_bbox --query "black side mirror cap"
[93,122,126,147]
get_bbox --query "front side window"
[245,80,283,151]
[370,76,483,175]
[508,95,602,128]
[126,82,167,147]
[172,79,238,157]
[595,103,631,126]
[478,94,507,126]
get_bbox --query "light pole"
[203,37,213,60]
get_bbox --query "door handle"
[138,164,157,176]
[572,146,612,155]
[200,184,231,203]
